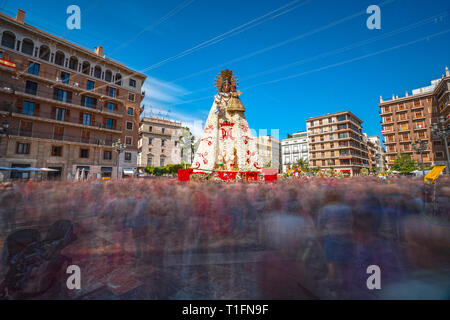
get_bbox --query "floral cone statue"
[193,69,261,172]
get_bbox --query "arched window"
[115,73,122,86]
[1,31,16,49]
[39,45,50,61]
[69,56,78,71]
[21,38,34,55]
[94,65,102,79]
[82,61,90,75]
[105,70,112,82]
[55,51,65,66]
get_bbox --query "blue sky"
[2,0,450,141]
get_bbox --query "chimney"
[95,46,103,57]
[405,91,409,97]
[446,66,449,77]
[16,9,25,24]
[379,96,383,103]
[392,94,395,100]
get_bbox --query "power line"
[109,0,196,55]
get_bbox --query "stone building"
[281,131,309,173]
[137,116,182,170]
[256,135,281,172]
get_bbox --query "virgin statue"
[192,69,261,172]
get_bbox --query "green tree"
[360,168,369,176]
[287,133,293,139]
[391,152,418,174]
[292,158,310,172]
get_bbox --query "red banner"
[244,171,259,181]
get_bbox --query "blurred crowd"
[0,176,449,299]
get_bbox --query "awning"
[123,169,134,175]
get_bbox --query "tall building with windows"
[0,9,146,179]
[281,131,308,173]
[363,134,386,172]
[306,111,369,176]
[256,135,281,172]
[137,116,182,170]
[379,67,449,168]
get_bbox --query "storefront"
[101,167,113,180]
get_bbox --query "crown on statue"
[215,69,239,92]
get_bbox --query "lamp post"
[112,139,126,179]
[412,139,428,177]
[430,115,450,174]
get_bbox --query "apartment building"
[281,131,308,173]
[0,9,146,179]
[306,111,369,176]
[364,134,386,172]
[379,67,449,168]
[256,135,281,172]
[137,116,182,170]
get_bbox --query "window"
[28,62,40,75]
[51,146,62,157]
[60,72,70,84]
[104,150,112,160]
[54,51,65,66]
[435,152,444,158]
[338,133,348,139]
[82,113,91,126]
[147,157,152,166]
[161,128,165,134]
[148,138,153,145]
[108,87,116,98]
[94,66,102,79]
[433,140,442,146]
[149,126,152,132]
[161,140,165,147]
[80,148,89,158]
[129,79,136,87]
[125,152,132,161]
[106,118,114,129]
[82,61,90,75]
[23,101,35,115]
[160,158,165,166]
[105,70,112,82]
[107,102,115,112]
[125,136,132,145]
[115,74,122,86]
[1,31,16,49]
[126,122,133,130]
[128,93,135,101]
[82,96,97,108]
[337,115,347,121]
[55,89,71,103]
[87,80,94,90]
[56,108,66,121]
[69,56,78,71]
[21,38,34,55]
[25,81,38,95]
[16,143,30,154]
[54,126,64,140]
[127,107,134,115]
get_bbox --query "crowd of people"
[0,175,449,299]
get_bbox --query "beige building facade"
[137,116,182,169]
[0,9,146,180]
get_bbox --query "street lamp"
[412,138,428,176]
[430,115,450,174]
[112,139,126,179]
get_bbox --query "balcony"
[7,127,114,146]
[17,63,125,104]
[0,103,121,133]
[0,84,123,118]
